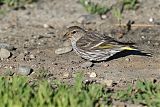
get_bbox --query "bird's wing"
[76,32,103,50]
[76,31,136,51]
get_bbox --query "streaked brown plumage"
[64,26,137,61]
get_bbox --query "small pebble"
[125,58,130,62]
[80,61,93,68]
[63,72,70,78]
[155,42,159,46]
[55,46,72,55]
[17,66,32,76]
[29,54,35,59]
[77,15,96,24]
[84,1,89,5]
[141,36,145,39]
[83,79,96,84]
[0,43,14,51]
[149,17,154,22]
[101,14,107,19]
[89,72,97,78]
[24,50,29,55]
[84,79,89,83]
[101,79,113,87]
[77,16,85,23]
[0,48,11,59]
[43,24,49,28]
[103,63,109,67]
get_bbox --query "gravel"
[77,14,98,24]
[0,48,11,59]
[0,43,14,51]
[29,54,35,59]
[55,46,73,55]
[62,72,70,78]
[80,61,93,68]
[101,79,113,87]
[17,66,32,76]
[89,72,97,78]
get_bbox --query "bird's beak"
[63,32,71,41]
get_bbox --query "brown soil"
[0,0,160,87]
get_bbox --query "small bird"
[63,26,139,61]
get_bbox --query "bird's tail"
[120,46,152,56]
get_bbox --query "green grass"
[0,0,37,15]
[80,0,138,16]
[79,0,109,15]
[1,74,160,107]
[112,80,160,106]
[0,74,109,107]
[32,68,52,80]
[0,0,37,8]
[123,0,138,10]
[112,7,123,24]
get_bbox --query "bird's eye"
[71,30,76,34]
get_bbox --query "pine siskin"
[64,26,139,61]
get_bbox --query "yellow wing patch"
[120,46,137,50]
[94,42,137,51]
[98,44,114,49]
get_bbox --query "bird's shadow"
[92,50,152,63]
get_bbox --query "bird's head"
[63,26,85,42]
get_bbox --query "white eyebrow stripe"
[90,41,105,49]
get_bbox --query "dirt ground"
[0,0,160,87]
